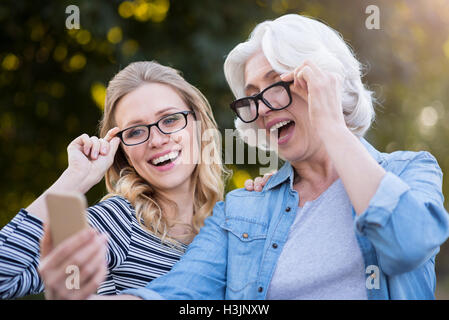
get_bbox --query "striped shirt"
[0,196,187,299]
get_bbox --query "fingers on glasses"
[74,128,119,160]
[104,127,120,143]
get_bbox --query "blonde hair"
[224,14,376,150]
[98,61,228,246]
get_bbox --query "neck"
[158,180,195,226]
[290,146,339,192]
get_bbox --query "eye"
[125,127,145,139]
[270,85,283,93]
[161,114,182,127]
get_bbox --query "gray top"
[266,179,368,300]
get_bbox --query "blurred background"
[1,0,449,299]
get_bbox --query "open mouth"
[149,150,181,167]
[269,120,295,143]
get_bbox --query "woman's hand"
[280,61,347,138]
[24,127,122,223]
[66,127,121,193]
[38,225,108,300]
[244,171,276,192]
[282,61,387,215]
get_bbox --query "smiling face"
[244,51,324,163]
[114,82,199,193]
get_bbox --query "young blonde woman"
[0,61,268,299]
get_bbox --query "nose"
[147,126,170,148]
[258,99,273,118]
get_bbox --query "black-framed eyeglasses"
[230,80,294,123]
[117,110,195,146]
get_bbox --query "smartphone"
[46,192,89,247]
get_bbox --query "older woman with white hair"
[41,14,449,300]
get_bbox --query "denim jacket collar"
[264,138,384,192]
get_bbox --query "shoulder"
[380,149,442,176]
[93,195,134,211]
[87,195,135,230]
[362,138,441,175]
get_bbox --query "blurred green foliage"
[1,0,449,298]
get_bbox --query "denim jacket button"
[285,207,291,212]
[272,243,278,249]
[242,233,249,239]
[258,287,263,293]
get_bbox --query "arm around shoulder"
[120,201,228,300]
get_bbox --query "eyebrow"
[122,106,183,128]
[244,70,279,94]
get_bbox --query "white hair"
[224,14,376,150]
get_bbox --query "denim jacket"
[122,139,449,300]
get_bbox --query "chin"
[277,141,307,163]
[279,151,304,163]
[155,168,195,191]
[148,173,187,189]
